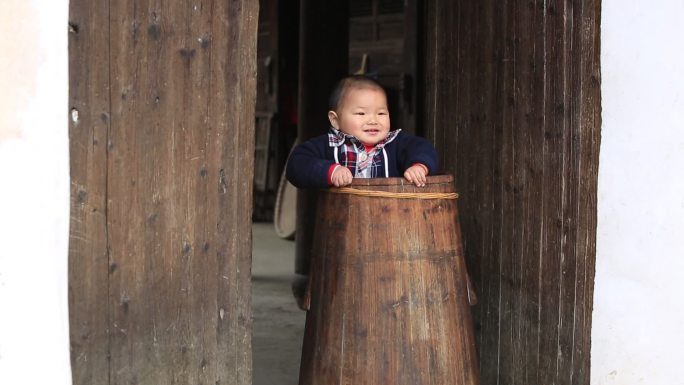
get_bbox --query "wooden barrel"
[298,175,480,385]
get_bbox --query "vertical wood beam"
[69,1,258,384]
[68,1,111,383]
[421,0,601,383]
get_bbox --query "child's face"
[328,87,390,146]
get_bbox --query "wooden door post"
[421,1,601,383]
[69,1,259,384]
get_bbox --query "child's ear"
[328,111,339,129]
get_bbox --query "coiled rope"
[327,187,459,200]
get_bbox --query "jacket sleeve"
[396,133,439,175]
[286,137,337,189]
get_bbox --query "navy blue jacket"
[286,131,439,189]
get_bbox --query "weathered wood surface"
[69,1,258,384]
[299,176,479,385]
[422,1,601,384]
[68,2,111,384]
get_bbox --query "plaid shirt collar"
[327,127,401,150]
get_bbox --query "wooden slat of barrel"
[299,175,479,385]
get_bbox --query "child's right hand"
[404,164,428,187]
[330,167,353,187]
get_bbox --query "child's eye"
[354,112,365,115]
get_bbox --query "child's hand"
[331,166,353,187]
[404,164,428,187]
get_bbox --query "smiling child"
[286,75,438,188]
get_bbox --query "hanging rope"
[327,187,459,200]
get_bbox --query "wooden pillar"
[68,1,258,384]
[421,0,601,384]
[68,1,110,383]
[294,0,348,276]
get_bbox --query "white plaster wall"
[0,1,72,384]
[593,0,684,384]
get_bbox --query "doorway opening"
[250,1,424,383]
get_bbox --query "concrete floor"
[252,222,305,385]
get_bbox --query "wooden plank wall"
[421,1,601,384]
[68,1,258,384]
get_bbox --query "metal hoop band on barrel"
[328,187,459,200]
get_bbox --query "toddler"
[286,75,438,188]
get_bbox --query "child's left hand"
[404,164,428,187]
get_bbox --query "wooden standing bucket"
[298,175,480,385]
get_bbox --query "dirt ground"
[251,222,306,385]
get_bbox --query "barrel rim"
[349,174,454,187]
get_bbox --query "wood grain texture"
[299,176,479,385]
[68,1,258,384]
[421,1,601,384]
[68,2,111,383]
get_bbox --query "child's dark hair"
[328,75,387,112]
